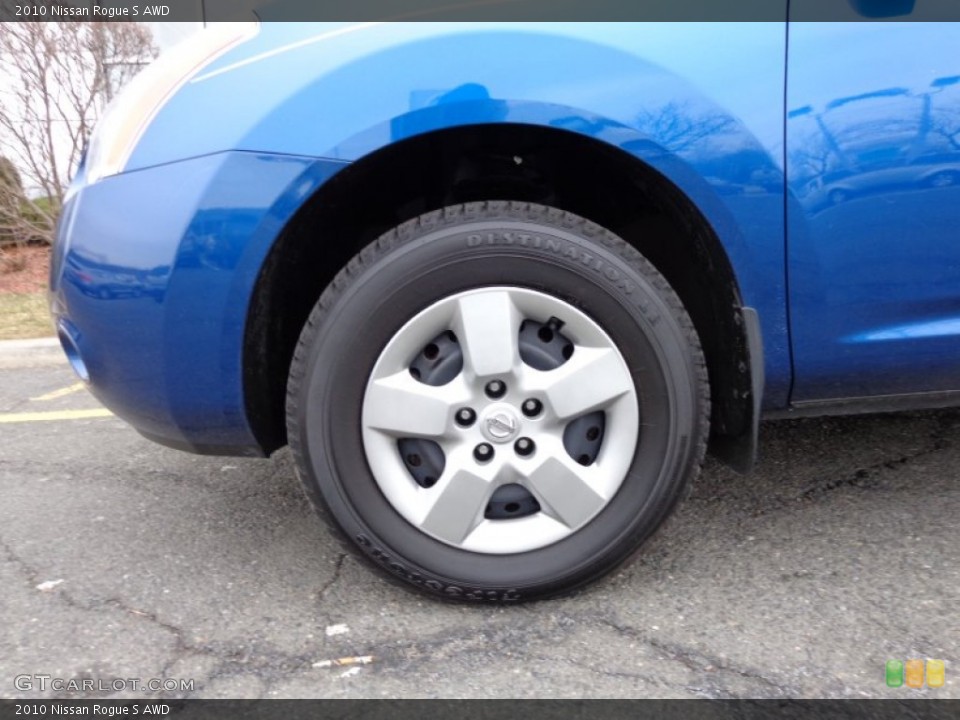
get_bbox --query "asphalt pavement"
[0,358,957,699]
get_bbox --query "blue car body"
[51,17,960,459]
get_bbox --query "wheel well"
[244,123,754,459]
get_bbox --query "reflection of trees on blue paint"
[930,76,960,150]
[634,101,782,195]
[635,101,735,154]
[65,251,170,302]
[788,76,960,210]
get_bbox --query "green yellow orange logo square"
[927,660,945,688]
[905,659,924,688]
[888,659,945,688]
[885,660,904,687]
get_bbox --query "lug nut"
[514,437,535,457]
[521,398,542,418]
[474,443,494,462]
[455,407,476,427]
[485,380,507,399]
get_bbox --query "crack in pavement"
[359,607,797,698]
[316,554,347,601]
[796,414,956,502]
[520,650,698,696]
[0,535,362,700]
[689,412,960,513]
[596,617,803,698]
[0,536,194,697]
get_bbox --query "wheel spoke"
[525,455,606,530]
[453,290,522,378]
[542,346,633,419]
[363,371,452,438]
[420,468,492,545]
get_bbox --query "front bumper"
[51,151,348,456]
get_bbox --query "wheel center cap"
[480,404,521,443]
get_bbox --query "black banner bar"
[1,700,960,719]
[2,0,960,23]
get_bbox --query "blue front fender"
[133,22,790,404]
[55,21,790,454]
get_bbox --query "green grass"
[0,292,54,340]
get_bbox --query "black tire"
[287,201,709,602]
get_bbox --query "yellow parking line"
[30,382,87,402]
[0,408,113,423]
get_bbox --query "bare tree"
[931,105,960,152]
[0,154,43,248]
[0,20,157,247]
[635,101,735,155]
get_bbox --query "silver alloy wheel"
[361,286,640,554]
